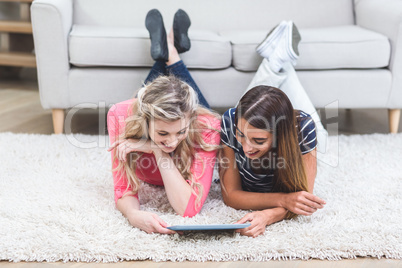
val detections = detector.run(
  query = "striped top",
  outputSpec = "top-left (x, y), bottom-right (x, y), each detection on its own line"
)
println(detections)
top-left (220, 108), bottom-right (317, 193)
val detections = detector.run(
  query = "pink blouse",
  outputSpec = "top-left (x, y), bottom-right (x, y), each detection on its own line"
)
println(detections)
top-left (107, 98), bottom-right (220, 217)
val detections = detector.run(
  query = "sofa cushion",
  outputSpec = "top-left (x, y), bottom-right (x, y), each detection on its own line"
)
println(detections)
top-left (69, 25), bottom-right (231, 69)
top-left (222, 25), bottom-right (391, 71)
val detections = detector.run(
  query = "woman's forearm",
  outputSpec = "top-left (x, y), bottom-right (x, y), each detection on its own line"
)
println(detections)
top-left (264, 207), bottom-right (288, 225)
top-left (154, 151), bottom-right (192, 216)
top-left (116, 195), bottom-right (140, 219)
top-left (223, 189), bottom-right (286, 210)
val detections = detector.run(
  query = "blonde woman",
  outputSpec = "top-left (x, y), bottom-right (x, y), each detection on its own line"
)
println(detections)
top-left (107, 9), bottom-right (220, 234)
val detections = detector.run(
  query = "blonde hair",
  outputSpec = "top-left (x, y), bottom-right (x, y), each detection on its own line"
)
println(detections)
top-left (112, 75), bottom-right (220, 209)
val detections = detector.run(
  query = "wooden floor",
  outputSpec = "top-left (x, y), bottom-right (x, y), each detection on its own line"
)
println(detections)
top-left (0, 77), bottom-right (401, 268)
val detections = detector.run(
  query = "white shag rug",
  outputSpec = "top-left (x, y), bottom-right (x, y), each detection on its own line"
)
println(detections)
top-left (0, 132), bottom-right (401, 263)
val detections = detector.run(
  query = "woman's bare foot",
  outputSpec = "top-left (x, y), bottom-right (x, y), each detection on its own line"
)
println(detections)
top-left (167, 28), bottom-right (181, 66)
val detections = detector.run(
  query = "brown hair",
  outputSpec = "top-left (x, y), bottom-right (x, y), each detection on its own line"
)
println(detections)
top-left (234, 85), bottom-right (308, 219)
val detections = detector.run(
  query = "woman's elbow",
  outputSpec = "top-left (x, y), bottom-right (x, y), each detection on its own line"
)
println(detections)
top-left (222, 192), bottom-right (241, 210)
top-left (222, 194), bottom-right (231, 206)
top-left (179, 198), bottom-right (204, 218)
top-left (181, 207), bottom-right (201, 218)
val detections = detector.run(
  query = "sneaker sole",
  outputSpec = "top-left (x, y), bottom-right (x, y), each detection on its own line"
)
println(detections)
top-left (173, 9), bottom-right (191, 53)
top-left (285, 21), bottom-right (301, 63)
top-left (291, 22), bottom-right (301, 56)
top-left (145, 9), bottom-right (168, 61)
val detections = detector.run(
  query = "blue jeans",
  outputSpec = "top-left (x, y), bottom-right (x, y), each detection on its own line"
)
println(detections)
top-left (144, 60), bottom-right (210, 109)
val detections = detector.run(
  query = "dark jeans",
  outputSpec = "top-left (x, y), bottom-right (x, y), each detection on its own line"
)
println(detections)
top-left (144, 60), bottom-right (210, 109)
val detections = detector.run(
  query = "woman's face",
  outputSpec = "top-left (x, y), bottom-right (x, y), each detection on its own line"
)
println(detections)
top-left (236, 117), bottom-right (273, 159)
top-left (148, 114), bottom-right (191, 153)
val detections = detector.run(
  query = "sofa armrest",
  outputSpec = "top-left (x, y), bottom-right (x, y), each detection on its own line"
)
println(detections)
top-left (31, 0), bottom-right (73, 109)
top-left (355, 0), bottom-right (402, 108)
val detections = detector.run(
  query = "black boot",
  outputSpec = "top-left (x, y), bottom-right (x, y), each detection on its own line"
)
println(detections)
top-left (173, 9), bottom-right (191, 53)
top-left (145, 9), bottom-right (168, 61)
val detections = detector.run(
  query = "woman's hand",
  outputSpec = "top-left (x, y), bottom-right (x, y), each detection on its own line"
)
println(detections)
top-left (126, 210), bottom-right (176, 235)
top-left (235, 210), bottom-right (271, 237)
top-left (281, 191), bottom-right (326, 216)
top-left (108, 139), bottom-right (161, 162)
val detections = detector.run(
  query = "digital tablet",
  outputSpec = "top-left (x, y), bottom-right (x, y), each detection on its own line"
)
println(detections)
top-left (167, 223), bottom-right (251, 231)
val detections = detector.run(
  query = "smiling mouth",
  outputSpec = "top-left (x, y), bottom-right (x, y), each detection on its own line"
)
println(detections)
top-left (161, 142), bottom-right (174, 149)
top-left (246, 150), bottom-right (259, 156)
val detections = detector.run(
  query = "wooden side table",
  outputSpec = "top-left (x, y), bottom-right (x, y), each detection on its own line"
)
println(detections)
top-left (0, 0), bottom-right (36, 69)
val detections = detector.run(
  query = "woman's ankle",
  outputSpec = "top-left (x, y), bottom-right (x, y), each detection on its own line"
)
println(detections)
top-left (166, 60), bottom-right (183, 68)
top-left (166, 55), bottom-right (181, 66)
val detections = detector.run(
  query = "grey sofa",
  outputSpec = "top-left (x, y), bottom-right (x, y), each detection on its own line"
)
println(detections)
top-left (31, 0), bottom-right (402, 134)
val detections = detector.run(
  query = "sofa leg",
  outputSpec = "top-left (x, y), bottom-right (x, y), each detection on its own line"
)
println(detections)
top-left (52, 109), bottom-right (65, 134)
top-left (388, 109), bottom-right (400, 134)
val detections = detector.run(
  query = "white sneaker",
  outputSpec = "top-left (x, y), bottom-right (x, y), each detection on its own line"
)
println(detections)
top-left (267, 21), bottom-right (301, 73)
top-left (256, 21), bottom-right (288, 60)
